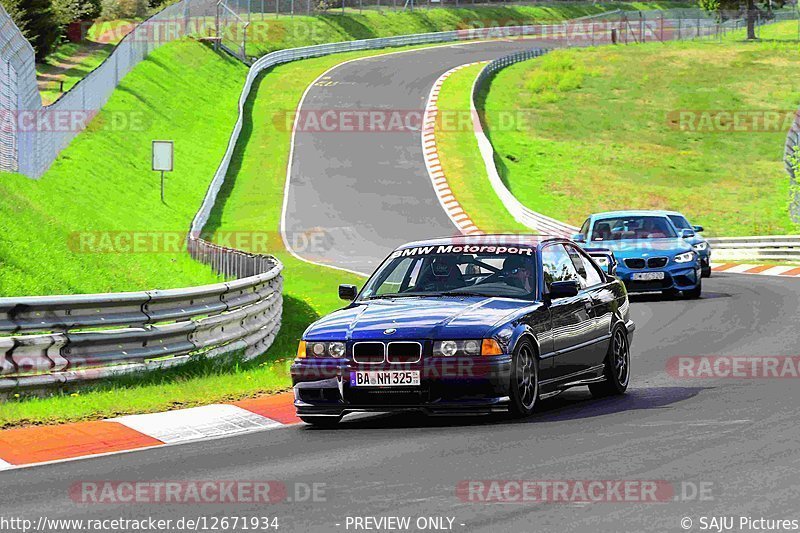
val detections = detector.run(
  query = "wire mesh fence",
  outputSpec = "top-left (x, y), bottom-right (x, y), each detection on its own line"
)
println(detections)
top-left (1, 0), bottom-right (222, 179)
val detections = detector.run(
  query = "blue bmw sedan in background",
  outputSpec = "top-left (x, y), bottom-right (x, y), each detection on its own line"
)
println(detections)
top-left (573, 210), bottom-right (703, 298)
top-left (658, 210), bottom-right (712, 278)
top-left (292, 236), bottom-right (634, 427)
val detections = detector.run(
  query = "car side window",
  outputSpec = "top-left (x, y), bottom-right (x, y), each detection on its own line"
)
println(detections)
top-left (578, 252), bottom-right (605, 287)
top-left (580, 218), bottom-right (590, 237)
top-left (566, 245), bottom-right (588, 279)
top-left (541, 244), bottom-right (580, 286)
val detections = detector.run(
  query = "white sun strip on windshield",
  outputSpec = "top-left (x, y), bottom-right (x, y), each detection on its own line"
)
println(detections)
top-left (391, 245), bottom-right (535, 259)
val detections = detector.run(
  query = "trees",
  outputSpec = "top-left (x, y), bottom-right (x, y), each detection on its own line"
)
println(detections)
top-left (699, 0), bottom-right (785, 40)
top-left (0, 0), bottom-right (61, 57)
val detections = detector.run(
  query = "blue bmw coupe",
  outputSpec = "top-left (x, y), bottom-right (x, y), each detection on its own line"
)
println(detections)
top-left (573, 210), bottom-right (703, 298)
top-left (291, 236), bottom-right (635, 427)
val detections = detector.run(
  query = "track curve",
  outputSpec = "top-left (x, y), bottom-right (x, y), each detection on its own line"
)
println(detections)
top-left (283, 40), bottom-right (552, 274)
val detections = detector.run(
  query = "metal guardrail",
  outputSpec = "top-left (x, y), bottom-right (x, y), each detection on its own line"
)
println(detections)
top-left (191, 22), bottom-right (584, 236)
top-left (470, 48), bottom-right (579, 237)
top-left (0, 248), bottom-right (283, 392)
top-left (707, 236), bottom-right (800, 262)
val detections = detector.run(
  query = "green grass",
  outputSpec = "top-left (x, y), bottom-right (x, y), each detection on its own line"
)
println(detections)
top-left (37, 42), bottom-right (114, 105)
top-left (433, 62), bottom-right (528, 233)
top-left (240, 2), bottom-right (692, 56)
top-left (36, 20), bottom-right (139, 105)
top-left (1, 40), bottom-right (245, 297)
top-left (479, 24), bottom-right (800, 237)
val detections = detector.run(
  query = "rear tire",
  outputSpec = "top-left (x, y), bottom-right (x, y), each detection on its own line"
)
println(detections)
top-left (589, 327), bottom-right (630, 398)
top-left (300, 416), bottom-right (342, 428)
top-left (508, 339), bottom-right (539, 418)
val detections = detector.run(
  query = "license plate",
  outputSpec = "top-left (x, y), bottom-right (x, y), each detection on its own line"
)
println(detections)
top-left (350, 371), bottom-right (420, 387)
top-left (632, 272), bottom-right (665, 281)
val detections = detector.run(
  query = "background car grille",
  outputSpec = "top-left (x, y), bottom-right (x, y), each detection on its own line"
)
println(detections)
top-left (387, 342), bottom-right (421, 364)
top-left (353, 342), bottom-right (385, 364)
top-left (624, 258), bottom-right (646, 269)
top-left (647, 257), bottom-right (668, 268)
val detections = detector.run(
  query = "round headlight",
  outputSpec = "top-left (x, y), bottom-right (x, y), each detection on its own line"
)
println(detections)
top-left (311, 342), bottom-right (326, 357)
top-left (440, 340), bottom-right (458, 357)
top-left (328, 342), bottom-right (346, 358)
top-left (463, 340), bottom-right (481, 355)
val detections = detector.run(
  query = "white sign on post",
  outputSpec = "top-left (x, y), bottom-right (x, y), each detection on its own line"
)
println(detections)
top-left (152, 140), bottom-right (174, 172)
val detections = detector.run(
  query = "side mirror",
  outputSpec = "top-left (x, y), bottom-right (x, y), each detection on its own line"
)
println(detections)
top-left (680, 229), bottom-right (696, 239)
top-left (339, 284), bottom-right (358, 301)
top-left (571, 234), bottom-right (586, 244)
top-left (693, 225), bottom-right (704, 233)
top-left (549, 280), bottom-right (580, 300)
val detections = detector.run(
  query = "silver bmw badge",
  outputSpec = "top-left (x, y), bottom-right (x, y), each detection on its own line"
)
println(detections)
top-left (383, 328), bottom-right (397, 335)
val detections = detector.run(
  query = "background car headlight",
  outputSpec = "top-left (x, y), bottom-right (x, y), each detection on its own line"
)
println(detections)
top-left (434, 339), bottom-right (500, 357)
top-left (674, 251), bottom-right (696, 263)
top-left (692, 242), bottom-right (709, 252)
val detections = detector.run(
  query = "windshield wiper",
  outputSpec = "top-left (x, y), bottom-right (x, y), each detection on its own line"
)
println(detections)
top-left (441, 290), bottom-right (496, 298)
top-left (363, 293), bottom-right (428, 300)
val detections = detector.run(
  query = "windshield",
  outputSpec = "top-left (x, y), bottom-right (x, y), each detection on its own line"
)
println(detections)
top-left (360, 247), bottom-right (537, 300)
top-left (667, 214), bottom-right (692, 230)
top-left (591, 216), bottom-right (678, 241)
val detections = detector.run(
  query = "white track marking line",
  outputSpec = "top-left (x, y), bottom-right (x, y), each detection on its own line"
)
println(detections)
top-left (112, 405), bottom-right (283, 444)
top-left (724, 264), bottom-right (760, 273)
top-left (0, 458), bottom-right (12, 470)
top-left (759, 265), bottom-right (797, 276)
top-left (281, 42), bottom-right (516, 276)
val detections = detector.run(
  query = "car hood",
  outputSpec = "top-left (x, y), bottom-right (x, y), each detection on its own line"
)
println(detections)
top-left (304, 297), bottom-right (536, 341)
top-left (594, 238), bottom-right (693, 258)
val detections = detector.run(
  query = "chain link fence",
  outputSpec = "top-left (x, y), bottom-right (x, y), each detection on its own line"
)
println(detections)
top-left (0, 0), bottom-right (222, 179)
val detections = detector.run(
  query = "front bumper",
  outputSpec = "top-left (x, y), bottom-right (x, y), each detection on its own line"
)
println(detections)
top-left (291, 356), bottom-right (512, 416)
top-left (617, 263), bottom-right (701, 293)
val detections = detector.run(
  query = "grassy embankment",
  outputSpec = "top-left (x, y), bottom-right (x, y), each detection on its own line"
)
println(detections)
top-left (466, 20), bottom-right (800, 236)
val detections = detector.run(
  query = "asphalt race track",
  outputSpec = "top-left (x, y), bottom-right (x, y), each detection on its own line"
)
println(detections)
top-left (4, 41), bottom-right (800, 533)
top-left (283, 39), bottom-right (552, 274)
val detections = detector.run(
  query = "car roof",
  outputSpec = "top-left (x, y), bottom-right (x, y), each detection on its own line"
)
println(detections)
top-left (395, 234), bottom-right (568, 250)
top-left (590, 210), bottom-right (673, 219)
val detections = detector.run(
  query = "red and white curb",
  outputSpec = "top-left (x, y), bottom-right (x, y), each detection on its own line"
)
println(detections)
top-left (422, 62), bottom-right (487, 236)
top-left (0, 393), bottom-right (299, 471)
top-left (711, 262), bottom-right (800, 277)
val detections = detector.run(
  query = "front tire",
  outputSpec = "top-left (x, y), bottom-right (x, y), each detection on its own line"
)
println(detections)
top-left (589, 327), bottom-right (630, 398)
top-left (508, 339), bottom-right (539, 417)
top-left (300, 416), bottom-right (342, 428)
top-left (685, 278), bottom-right (702, 299)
